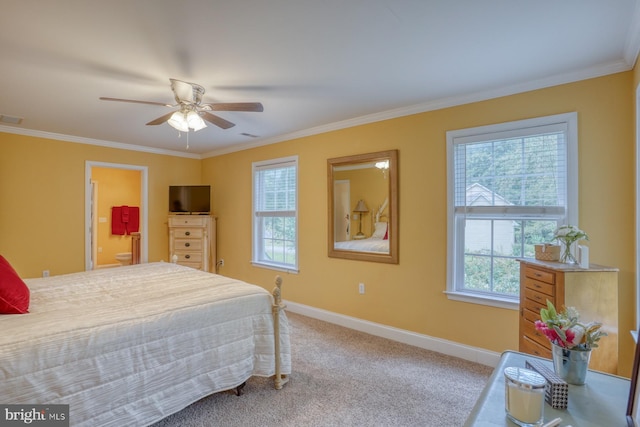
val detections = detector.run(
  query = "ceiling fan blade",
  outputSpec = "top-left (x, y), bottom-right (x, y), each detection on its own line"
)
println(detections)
top-left (100, 97), bottom-right (174, 107)
top-left (201, 102), bottom-right (264, 112)
top-left (202, 112), bottom-right (235, 129)
top-left (146, 111), bottom-right (175, 126)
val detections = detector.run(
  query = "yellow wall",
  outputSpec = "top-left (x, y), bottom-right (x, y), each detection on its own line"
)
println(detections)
top-left (91, 167), bottom-right (141, 266)
top-left (0, 133), bottom-right (201, 277)
top-left (203, 72), bottom-right (636, 376)
top-left (0, 71), bottom-right (635, 377)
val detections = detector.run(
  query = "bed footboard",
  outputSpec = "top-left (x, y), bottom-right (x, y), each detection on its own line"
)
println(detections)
top-left (272, 275), bottom-right (289, 390)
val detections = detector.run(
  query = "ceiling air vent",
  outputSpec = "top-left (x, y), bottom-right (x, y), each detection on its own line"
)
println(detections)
top-left (0, 114), bottom-right (23, 124)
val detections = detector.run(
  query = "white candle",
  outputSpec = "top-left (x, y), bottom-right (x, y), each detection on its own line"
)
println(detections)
top-left (504, 367), bottom-right (546, 426)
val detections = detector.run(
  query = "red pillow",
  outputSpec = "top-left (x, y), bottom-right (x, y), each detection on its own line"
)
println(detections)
top-left (0, 255), bottom-right (30, 314)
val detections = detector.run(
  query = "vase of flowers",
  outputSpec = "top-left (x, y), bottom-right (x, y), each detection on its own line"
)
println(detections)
top-left (553, 225), bottom-right (588, 264)
top-left (534, 300), bottom-right (606, 385)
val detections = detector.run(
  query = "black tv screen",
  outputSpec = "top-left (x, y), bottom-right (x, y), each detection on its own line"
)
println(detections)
top-left (169, 185), bottom-right (211, 213)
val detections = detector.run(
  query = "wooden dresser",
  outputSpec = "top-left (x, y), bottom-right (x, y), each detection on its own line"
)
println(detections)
top-left (518, 259), bottom-right (619, 374)
top-left (168, 215), bottom-right (216, 272)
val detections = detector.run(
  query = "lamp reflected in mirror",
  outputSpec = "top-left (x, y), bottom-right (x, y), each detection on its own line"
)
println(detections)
top-left (353, 199), bottom-right (369, 238)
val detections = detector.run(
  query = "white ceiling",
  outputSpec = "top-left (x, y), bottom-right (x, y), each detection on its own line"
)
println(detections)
top-left (1, 0), bottom-right (639, 157)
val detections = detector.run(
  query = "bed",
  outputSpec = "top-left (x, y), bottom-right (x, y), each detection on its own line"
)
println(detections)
top-left (333, 221), bottom-right (389, 253)
top-left (0, 261), bottom-right (290, 426)
top-left (333, 236), bottom-right (389, 253)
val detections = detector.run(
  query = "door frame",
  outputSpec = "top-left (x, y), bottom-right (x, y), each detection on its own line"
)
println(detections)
top-left (85, 161), bottom-right (148, 270)
top-left (636, 84), bottom-right (640, 326)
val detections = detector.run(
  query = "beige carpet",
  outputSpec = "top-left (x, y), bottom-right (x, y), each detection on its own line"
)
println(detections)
top-left (152, 312), bottom-right (493, 427)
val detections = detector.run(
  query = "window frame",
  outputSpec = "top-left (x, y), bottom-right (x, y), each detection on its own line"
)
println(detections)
top-left (251, 155), bottom-right (299, 273)
top-left (445, 112), bottom-right (578, 309)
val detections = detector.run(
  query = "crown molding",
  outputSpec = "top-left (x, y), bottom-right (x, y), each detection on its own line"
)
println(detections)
top-left (1, 57), bottom-right (633, 161)
top-left (0, 125), bottom-right (201, 159)
top-left (202, 59), bottom-right (631, 158)
top-left (625, 0), bottom-right (640, 67)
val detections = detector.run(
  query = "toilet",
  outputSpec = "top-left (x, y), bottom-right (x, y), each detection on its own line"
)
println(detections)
top-left (115, 252), bottom-right (132, 266)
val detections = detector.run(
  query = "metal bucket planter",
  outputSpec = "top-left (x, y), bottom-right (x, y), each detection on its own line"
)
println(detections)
top-left (551, 343), bottom-right (592, 385)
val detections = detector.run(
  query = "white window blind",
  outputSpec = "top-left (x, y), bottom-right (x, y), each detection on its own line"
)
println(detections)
top-left (446, 113), bottom-right (577, 307)
top-left (252, 156), bottom-right (298, 272)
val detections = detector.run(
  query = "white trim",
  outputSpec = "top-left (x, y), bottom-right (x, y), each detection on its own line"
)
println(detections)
top-left (201, 61), bottom-right (629, 158)
top-left (0, 57), bottom-right (630, 160)
top-left (251, 155), bottom-right (299, 272)
top-left (636, 84), bottom-right (640, 327)
top-left (445, 112), bottom-right (578, 305)
top-left (443, 291), bottom-right (519, 311)
top-left (0, 125), bottom-right (200, 159)
top-left (285, 301), bottom-right (501, 368)
top-left (85, 161), bottom-right (149, 271)
top-left (625, 0), bottom-right (640, 67)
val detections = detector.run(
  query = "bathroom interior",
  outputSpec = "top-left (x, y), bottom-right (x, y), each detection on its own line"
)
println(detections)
top-left (91, 167), bottom-right (142, 268)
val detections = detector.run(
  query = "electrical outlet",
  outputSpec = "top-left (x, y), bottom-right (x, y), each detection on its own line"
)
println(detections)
top-left (42, 270), bottom-right (50, 278)
top-left (219, 259), bottom-right (224, 267)
top-left (359, 283), bottom-right (365, 294)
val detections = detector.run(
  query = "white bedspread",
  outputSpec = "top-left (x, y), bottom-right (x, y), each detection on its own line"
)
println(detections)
top-left (0, 262), bottom-right (291, 426)
top-left (334, 237), bottom-right (389, 253)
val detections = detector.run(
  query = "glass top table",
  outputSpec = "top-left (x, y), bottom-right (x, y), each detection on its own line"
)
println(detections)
top-left (464, 351), bottom-right (630, 426)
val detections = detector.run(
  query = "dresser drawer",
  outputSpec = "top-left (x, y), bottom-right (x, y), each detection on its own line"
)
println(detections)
top-left (173, 227), bottom-right (204, 238)
top-left (522, 319), bottom-right (551, 349)
top-left (524, 287), bottom-right (554, 307)
top-left (522, 306), bottom-right (543, 324)
top-left (174, 238), bottom-right (203, 251)
top-left (169, 216), bottom-right (208, 227)
top-left (177, 261), bottom-right (203, 270)
top-left (524, 266), bottom-right (555, 284)
top-left (524, 277), bottom-right (554, 297)
top-left (174, 252), bottom-right (203, 263)
top-left (521, 335), bottom-right (551, 358)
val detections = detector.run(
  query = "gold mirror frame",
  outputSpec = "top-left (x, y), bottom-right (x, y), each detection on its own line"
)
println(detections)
top-left (327, 150), bottom-right (398, 264)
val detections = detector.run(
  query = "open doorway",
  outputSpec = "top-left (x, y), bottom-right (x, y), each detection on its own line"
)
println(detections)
top-left (85, 161), bottom-right (148, 271)
top-left (334, 179), bottom-right (351, 242)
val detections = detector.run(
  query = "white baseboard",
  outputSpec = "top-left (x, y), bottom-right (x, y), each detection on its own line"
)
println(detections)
top-left (285, 300), bottom-right (501, 368)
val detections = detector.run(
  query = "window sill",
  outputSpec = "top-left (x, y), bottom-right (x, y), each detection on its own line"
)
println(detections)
top-left (444, 291), bottom-right (519, 310)
top-left (251, 261), bottom-right (299, 274)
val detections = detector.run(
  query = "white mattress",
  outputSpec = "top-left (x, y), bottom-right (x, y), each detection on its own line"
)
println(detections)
top-left (0, 262), bottom-right (291, 426)
top-left (334, 237), bottom-right (389, 253)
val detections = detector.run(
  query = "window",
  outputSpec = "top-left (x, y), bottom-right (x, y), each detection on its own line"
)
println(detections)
top-left (252, 156), bottom-right (298, 272)
top-left (446, 113), bottom-right (578, 308)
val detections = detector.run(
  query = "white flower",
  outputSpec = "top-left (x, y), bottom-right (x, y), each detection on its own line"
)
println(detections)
top-left (553, 225), bottom-right (588, 242)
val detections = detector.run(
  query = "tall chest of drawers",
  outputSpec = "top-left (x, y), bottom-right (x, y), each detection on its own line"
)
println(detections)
top-left (168, 215), bottom-right (216, 272)
top-left (518, 259), bottom-right (619, 374)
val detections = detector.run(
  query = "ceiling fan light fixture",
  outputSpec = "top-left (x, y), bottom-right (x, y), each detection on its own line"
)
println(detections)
top-left (168, 111), bottom-right (189, 132)
top-left (186, 111), bottom-right (207, 131)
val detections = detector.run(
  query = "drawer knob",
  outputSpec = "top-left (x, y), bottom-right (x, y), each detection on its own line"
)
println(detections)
top-left (185, 254), bottom-right (191, 259)
top-left (185, 242), bottom-right (190, 247)
top-left (185, 231), bottom-right (191, 236)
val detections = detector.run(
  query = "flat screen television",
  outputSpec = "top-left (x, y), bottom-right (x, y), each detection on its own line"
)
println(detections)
top-left (169, 185), bottom-right (211, 213)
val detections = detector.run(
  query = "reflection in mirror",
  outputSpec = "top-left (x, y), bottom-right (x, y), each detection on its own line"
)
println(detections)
top-left (327, 150), bottom-right (398, 264)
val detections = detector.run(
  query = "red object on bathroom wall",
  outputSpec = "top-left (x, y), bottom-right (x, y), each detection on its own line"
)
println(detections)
top-left (111, 206), bottom-right (140, 235)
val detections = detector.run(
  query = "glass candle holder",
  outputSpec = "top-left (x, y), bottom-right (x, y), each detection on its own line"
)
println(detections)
top-left (504, 367), bottom-right (546, 427)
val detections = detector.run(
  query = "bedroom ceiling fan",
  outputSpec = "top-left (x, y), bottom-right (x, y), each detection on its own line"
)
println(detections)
top-left (100, 78), bottom-right (264, 132)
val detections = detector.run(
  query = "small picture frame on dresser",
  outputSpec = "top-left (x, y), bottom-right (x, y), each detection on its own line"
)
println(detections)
top-left (626, 329), bottom-right (640, 426)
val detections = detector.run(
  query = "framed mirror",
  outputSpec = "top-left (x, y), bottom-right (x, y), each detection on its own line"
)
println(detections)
top-left (327, 150), bottom-right (398, 264)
